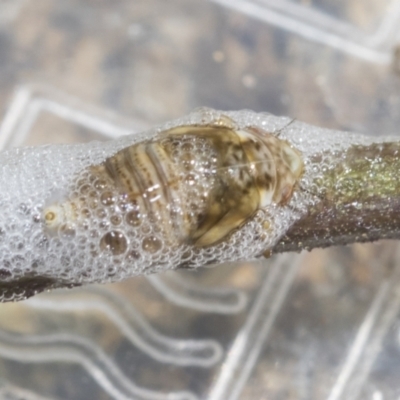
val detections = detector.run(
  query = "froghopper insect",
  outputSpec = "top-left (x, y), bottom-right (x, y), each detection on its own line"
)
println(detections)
top-left (43, 115), bottom-right (304, 254)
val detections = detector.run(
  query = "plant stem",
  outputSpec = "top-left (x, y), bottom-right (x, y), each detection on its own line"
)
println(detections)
top-left (274, 142), bottom-right (400, 253)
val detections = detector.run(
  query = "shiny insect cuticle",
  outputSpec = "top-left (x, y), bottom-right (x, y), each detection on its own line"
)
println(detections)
top-left (43, 116), bottom-right (304, 255)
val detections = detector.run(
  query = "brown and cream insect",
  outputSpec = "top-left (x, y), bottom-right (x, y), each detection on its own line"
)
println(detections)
top-left (43, 116), bottom-right (304, 251)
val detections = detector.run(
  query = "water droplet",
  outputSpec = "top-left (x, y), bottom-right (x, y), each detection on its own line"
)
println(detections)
top-left (126, 210), bottom-right (142, 227)
top-left (100, 231), bottom-right (128, 255)
top-left (142, 236), bottom-right (162, 253)
top-left (100, 191), bottom-right (116, 206)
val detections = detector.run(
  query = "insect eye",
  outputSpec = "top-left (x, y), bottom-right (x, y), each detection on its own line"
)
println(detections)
top-left (45, 211), bottom-right (56, 222)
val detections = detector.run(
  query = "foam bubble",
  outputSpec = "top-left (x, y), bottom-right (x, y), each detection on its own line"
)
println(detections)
top-left (0, 108), bottom-right (387, 301)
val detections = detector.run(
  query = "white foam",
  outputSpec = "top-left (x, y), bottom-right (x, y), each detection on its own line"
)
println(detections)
top-left (0, 108), bottom-right (386, 300)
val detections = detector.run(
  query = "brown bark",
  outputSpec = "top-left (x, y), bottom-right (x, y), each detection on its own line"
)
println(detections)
top-left (274, 142), bottom-right (400, 253)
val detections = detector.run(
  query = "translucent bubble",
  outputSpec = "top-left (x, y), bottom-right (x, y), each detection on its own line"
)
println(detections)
top-left (182, 142), bottom-right (194, 152)
top-left (118, 197), bottom-right (130, 212)
top-left (88, 197), bottom-right (99, 208)
top-left (89, 229), bottom-right (99, 238)
top-left (126, 210), bottom-right (142, 227)
top-left (126, 250), bottom-right (141, 260)
top-left (94, 179), bottom-right (107, 190)
top-left (59, 224), bottom-right (76, 239)
top-left (142, 236), bottom-right (162, 253)
top-left (262, 220), bottom-right (271, 230)
top-left (18, 203), bottom-right (30, 215)
top-left (100, 191), bottom-right (116, 206)
top-left (107, 266), bottom-right (117, 277)
top-left (110, 215), bottom-right (122, 225)
top-left (79, 184), bottom-right (91, 195)
top-left (100, 231), bottom-right (128, 255)
top-left (99, 221), bottom-right (110, 230)
top-left (81, 208), bottom-right (91, 218)
top-left (32, 213), bottom-right (41, 223)
top-left (96, 209), bottom-right (107, 219)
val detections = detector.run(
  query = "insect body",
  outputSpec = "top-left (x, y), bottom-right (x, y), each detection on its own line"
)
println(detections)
top-left (43, 117), bottom-right (304, 252)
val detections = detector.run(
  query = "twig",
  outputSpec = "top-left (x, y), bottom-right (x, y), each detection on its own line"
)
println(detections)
top-left (274, 142), bottom-right (400, 253)
top-left (0, 108), bottom-right (397, 301)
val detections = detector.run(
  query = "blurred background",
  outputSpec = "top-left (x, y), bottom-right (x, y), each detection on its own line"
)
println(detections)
top-left (0, 0), bottom-right (399, 399)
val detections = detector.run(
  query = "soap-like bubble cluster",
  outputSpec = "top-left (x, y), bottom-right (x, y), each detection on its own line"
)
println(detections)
top-left (160, 135), bottom-right (218, 229)
top-left (0, 108), bottom-right (387, 301)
